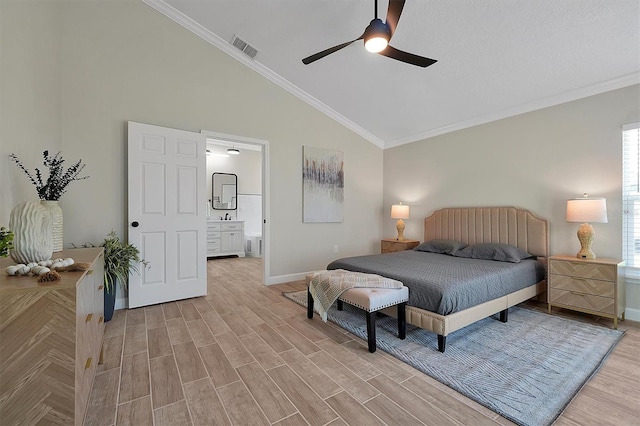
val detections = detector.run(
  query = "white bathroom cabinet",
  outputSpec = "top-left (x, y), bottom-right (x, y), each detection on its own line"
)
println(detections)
top-left (207, 220), bottom-right (245, 258)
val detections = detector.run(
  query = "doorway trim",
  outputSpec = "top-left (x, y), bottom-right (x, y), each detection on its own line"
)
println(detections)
top-left (201, 130), bottom-right (270, 284)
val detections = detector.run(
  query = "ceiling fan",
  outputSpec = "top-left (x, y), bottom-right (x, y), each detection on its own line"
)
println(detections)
top-left (302, 0), bottom-right (437, 68)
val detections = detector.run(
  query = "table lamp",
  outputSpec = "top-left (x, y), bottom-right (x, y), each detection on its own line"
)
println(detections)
top-left (391, 202), bottom-right (410, 241)
top-left (566, 193), bottom-right (608, 259)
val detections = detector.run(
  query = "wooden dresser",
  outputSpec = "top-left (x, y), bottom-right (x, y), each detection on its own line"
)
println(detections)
top-left (548, 255), bottom-right (625, 328)
top-left (0, 247), bottom-right (105, 425)
top-left (381, 238), bottom-right (420, 253)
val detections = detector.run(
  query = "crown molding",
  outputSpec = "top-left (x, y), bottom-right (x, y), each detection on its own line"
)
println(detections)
top-left (385, 72), bottom-right (640, 149)
top-left (142, 0), bottom-right (385, 149)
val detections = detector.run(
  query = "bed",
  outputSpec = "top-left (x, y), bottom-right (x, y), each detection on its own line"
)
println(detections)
top-left (327, 207), bottom-right (549, 352)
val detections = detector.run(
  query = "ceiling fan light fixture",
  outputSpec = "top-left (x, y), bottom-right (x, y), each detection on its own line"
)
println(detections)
top-left (301, 0), bottom-right (437, 67)
top-left (363, 18), bottom-right (390, 53)
top-left (227, 147), bottom-right (240, 155)
top-left (365, 36), bottom-right (388, 53)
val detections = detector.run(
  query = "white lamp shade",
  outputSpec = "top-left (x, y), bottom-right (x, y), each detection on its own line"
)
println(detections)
top-left (566, 197), bottom-right (608, 223)
top-left (391, 203), bottom-right (410, 219)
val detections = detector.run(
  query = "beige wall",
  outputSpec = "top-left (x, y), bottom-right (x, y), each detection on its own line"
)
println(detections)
top-left (0, 0), bottom-right (383, 288)
top-left (383, 85), bottom-right (640, 316)
top-left (0, 0), bottom-right (63, 219)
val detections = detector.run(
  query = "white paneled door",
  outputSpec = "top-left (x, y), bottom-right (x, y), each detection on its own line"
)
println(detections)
top-left (127, 121), bottom-right (207, 308)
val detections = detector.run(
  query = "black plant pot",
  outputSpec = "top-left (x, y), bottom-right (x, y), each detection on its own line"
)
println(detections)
top-left (104, 284), bottom-right (116, 322)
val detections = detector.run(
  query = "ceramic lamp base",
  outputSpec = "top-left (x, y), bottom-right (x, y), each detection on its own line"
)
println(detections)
top-left (395, 219), bottom-right (406, 242)
top-left (576, 222), bottom-right (596, 259)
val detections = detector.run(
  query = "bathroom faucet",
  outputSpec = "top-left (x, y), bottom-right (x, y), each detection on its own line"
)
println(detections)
top-left (224, 213), bottom-right (229, 220)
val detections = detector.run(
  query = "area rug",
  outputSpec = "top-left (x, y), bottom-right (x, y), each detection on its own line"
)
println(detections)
top-left (283, 290), bottom-right (624, 426)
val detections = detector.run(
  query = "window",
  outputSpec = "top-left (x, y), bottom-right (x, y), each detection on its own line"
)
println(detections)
top-left (622, 122), bottom-right (640, 279)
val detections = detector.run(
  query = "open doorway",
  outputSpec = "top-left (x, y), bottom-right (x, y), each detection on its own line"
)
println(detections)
top-left (203, 130), bottom-right (269, 283)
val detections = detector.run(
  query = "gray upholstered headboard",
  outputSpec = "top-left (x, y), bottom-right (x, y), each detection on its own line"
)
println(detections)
top-left (424, 207), bottom-right (549, 258)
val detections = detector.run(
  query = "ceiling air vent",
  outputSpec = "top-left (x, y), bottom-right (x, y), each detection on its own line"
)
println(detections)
top-left (231, 34), bottom-right (258, 59)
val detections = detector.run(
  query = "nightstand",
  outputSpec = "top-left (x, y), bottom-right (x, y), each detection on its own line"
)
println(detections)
top-left (381, 238), bottom-right (419, 254)
top-left (548, 255), bottom-right (625, 328)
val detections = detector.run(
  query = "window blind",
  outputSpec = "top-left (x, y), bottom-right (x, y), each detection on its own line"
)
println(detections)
top-left (622, 122), bottom-right (640, 278)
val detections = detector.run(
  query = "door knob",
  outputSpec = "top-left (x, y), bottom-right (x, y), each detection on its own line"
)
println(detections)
top-left (131, 221), bottom-right (139, 227)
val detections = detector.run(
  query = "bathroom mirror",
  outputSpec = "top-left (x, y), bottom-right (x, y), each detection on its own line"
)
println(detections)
top-left (212, 172), bottom-right (237, 210)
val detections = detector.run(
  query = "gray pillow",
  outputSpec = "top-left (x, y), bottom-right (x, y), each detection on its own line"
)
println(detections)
top-left (414, 239), bottom-right (467, 255)
top-left (454, 243), bottom-right (532, 263)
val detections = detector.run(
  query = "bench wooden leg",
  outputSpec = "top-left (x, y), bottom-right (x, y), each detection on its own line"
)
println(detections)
top-left (366, 311), bottom-right (377, 353)
top-left (438, 335), bottom-right (446, 353)
top-left (397, 302), bottom-right (406, 339)
top-left (307, 289), bottom-right (314, 319)
top-left (499, 308), bottom-right (508, 323)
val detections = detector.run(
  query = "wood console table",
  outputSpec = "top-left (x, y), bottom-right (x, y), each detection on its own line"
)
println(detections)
top-left (0, 247), bottom-right (105, 425)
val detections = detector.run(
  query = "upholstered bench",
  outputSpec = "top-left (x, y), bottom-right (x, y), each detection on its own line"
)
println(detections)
top-left (306, 275), bottom-right (409, 353)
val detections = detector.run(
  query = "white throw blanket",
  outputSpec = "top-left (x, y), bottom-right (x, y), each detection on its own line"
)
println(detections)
top-left (308, 269), bottom-right (403, 321)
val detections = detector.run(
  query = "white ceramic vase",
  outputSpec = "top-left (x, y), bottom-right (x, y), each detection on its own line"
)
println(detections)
top-left (9, 201), bottom-right (54, 263)
top-left (40, 200), bottom-right (63, 252)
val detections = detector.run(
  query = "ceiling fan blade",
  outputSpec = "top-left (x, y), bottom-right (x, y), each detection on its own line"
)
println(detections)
top-left (378, 45), bottom-right (437, 68)
top-left (302, 37), bottom-right (361, 65)
top-left (385, 0), bottom-right (406, 38)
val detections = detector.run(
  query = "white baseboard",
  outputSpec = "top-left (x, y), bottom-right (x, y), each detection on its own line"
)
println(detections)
top-left (625, 307), bottom-right (640, 323)
top-left (115, 298), bottom-right (127, 311)
top-left (264, 271), bottom-right (314, 286)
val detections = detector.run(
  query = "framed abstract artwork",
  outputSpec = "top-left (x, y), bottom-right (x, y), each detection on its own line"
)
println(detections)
top-left (303, 146), bottom-right (344, 223)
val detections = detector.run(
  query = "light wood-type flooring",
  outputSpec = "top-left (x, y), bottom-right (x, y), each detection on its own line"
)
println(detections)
top-left (86, 256), bottom-right (640, 425)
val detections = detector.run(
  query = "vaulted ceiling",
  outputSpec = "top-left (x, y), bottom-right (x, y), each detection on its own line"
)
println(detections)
top-left (146, 0), bottom-right (640, 148)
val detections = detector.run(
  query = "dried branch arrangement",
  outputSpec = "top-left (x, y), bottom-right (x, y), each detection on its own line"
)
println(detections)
top-left (9, 150), bottom-right (89, 200)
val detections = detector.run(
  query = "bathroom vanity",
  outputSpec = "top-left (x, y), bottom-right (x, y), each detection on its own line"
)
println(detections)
top-left (208, 172), bottom-right (244, 257)
top-left (207, 220), bottom-right (245, 258)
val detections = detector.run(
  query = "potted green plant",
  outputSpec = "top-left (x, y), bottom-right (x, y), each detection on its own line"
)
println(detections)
top-left (101, 231), bottom-right (147, 321)
top-left (0, 227), bottom-right (14, 258)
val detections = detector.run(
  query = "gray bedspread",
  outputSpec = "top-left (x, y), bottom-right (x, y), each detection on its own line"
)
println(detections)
top-left (327, 251), bottom-right (545, 315)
